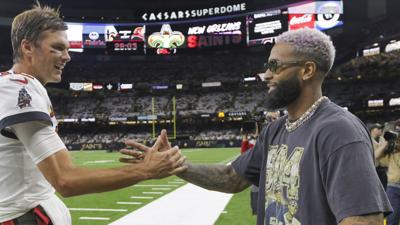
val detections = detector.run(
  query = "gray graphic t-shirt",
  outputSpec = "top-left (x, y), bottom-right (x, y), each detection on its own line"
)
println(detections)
top-left (232, 99), bottom-right (392, 225)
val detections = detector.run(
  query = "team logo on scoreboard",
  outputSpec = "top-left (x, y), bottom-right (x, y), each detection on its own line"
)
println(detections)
top-left (147, 24), bottom-right (185, 54)
top-left (106, 26), bottom-right (145, 42)
top-left (316, 14), bottom-right (343, 30)
top-left (89, 32), bottom-right (100, 40)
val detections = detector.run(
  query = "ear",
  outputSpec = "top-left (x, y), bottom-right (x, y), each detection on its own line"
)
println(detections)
top-left (301, 61), bottom-right (317, 81)
top-left (20, 39), bottom-right (34, 58)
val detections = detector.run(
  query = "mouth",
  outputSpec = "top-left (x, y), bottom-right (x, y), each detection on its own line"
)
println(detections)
top-left (54, 65), bottom-right (64, 73)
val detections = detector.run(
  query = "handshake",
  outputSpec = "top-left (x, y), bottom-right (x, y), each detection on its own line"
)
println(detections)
top-left (119, 130), bottom-right (187, 179)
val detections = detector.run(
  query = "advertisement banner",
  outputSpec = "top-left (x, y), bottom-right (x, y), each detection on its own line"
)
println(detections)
top-left (141, 3), bottom-right (247, 21)
top-left (288, 14), bottom-right (315, 30)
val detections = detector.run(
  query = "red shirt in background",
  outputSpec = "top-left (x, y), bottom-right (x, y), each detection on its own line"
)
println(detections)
top-left (241, 139), bottom-right (255, 154)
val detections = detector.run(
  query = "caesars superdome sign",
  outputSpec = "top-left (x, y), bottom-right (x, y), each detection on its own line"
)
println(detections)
top-left (141, 3), bottom-right (247, 21)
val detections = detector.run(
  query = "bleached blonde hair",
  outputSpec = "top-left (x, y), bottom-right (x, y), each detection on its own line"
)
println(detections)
top-left (275, 28), bottom-right (336, 74)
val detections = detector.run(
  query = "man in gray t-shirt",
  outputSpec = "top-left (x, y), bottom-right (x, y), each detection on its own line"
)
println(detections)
top-left (122, 28), bottom-right (392, 225)
top-left (232, 98), bottom-right (391, 224)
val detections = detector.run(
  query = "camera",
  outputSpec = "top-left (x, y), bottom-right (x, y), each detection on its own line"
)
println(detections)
top-left (384, 130), bottom-right (400, 154)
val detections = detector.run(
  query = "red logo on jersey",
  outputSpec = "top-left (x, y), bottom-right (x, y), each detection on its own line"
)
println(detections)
top-left (10, 77), bottom-right (29, 85)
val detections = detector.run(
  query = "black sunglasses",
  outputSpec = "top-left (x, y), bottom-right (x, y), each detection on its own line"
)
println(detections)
top-left (263, 59), bottom-right (306, 73)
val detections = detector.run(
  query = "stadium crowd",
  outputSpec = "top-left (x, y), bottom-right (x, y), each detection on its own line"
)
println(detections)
top-left (42, 49), bottom-right (400, 145)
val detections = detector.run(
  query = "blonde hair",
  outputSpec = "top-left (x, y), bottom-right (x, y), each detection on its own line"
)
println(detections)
top-left (275, 28), bottom-right (336, 74)
top-left (11, 1), bottom-right (67, 63)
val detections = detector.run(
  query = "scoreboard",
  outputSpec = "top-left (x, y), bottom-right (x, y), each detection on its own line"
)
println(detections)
top-left (145, 17), bottom-right (246, 54)
top-left (105, 25), bottom-right (145, 54)
top-left (66, 1), bottom-right (343, 55)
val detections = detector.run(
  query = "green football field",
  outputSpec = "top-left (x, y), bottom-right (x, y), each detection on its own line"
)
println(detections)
top-left (61, 148), bottom-right (257, 225)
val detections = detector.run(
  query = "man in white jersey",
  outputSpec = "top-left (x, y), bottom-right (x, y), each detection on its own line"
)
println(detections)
top-left (0, 3), bottom-right (186, 225)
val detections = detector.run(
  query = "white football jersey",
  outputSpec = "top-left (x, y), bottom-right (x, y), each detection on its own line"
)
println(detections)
top-left (0, 71), bottom-right (67, 222)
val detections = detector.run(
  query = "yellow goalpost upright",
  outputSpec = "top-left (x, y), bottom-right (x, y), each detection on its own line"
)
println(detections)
top-left (151, 96), bottom-right (177, 140)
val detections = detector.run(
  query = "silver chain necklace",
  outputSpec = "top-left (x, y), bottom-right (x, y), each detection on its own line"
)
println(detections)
top-left (285, 96), bottom-right (328, 132)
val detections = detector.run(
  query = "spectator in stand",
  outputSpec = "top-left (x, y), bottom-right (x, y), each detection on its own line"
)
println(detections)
top-left (265, 110), bottom-right (280, 123)
top-left (378, 121), bottom-right (400, 225)
top-left (369, 123), bottom-right (389, 189)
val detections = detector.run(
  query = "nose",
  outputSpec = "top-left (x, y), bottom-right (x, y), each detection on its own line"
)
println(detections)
top-left (262, 70), bottom-right (274, 82)
top-left (62, 50), bottom-right (71, 63)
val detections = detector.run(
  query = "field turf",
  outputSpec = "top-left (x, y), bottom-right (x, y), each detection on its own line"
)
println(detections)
top-left (61, 148), bottom-right (256, 225)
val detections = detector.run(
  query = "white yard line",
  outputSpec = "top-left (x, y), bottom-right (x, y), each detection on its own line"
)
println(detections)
top-left (142, 192), bottom-right (164, 195)
top-left (151, 188), bottom-right (171, 191)
top-left (69, 208), bottom-right (127, 212)
top-left (133, 184), bottom-right (178, 187)
top-left (79, 217), bottom-right (110, 220)
top-left (109, 183), bottom-right (233, 225)
top-left (182, 149), bottom-right (204, 153)
top-left (116, 202), bottom-right (143, 205)
top-left (167, 181), bottom-right (184, 184)
top-left (130, 196), bottom-right (154, 199)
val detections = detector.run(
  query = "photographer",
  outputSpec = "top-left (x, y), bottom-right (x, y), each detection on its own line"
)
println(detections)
top-left (370, 123), bottom-right (389, 189)
top-left (377, 121), bottom-right (400, 225)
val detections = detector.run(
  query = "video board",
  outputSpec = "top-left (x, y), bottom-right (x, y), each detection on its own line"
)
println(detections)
top-left (287, 1), bottom-right (344, 31)
top-left (105, 25), bottom-right (145, 54)
top-left (66, 23), bottom-right (83, 52)
top-left (82, 24), bottom-right (106, 49)
top-left (64, 1), bottom-right (343, 54)
top-left (145, 17), bottom-right (246, 54)
top-left (246, 10), bottom-right (288, 46)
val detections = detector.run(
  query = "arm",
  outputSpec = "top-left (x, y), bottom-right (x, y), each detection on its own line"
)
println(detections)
top-left (374, 140), bottom-right (388, 160)
top-left (12, 122), bottom-right (186, 197)
top-left (38, 150), bottom-right (149, 197)
top-left (121, 134), bottom-right (251, 193)
top-left (338, 213), bottom-right (383, 225)
top-left (177, 163), bottom-right (251, 193)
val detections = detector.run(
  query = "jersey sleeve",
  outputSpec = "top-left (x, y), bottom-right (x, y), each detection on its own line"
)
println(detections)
top-left (0, 75), bottom-right (52, 132)
top-left (11, 121), bottom-right (66, 164)
top-left (321, 141), bottom-right (393, 222)
top-left (232, 128), bottom-right (267, 186)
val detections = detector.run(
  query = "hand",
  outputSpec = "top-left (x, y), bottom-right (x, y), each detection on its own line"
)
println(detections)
top-left (120, 133), bottom-right (187, 178)
top-left (156, 129), bottom-right (172, 152)
top-left (119, 148), bottom-right (144, 163)
top-left (142, 145), bottom-right (187, 179)
top-left (119, 129), bottom-right (172, 163)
